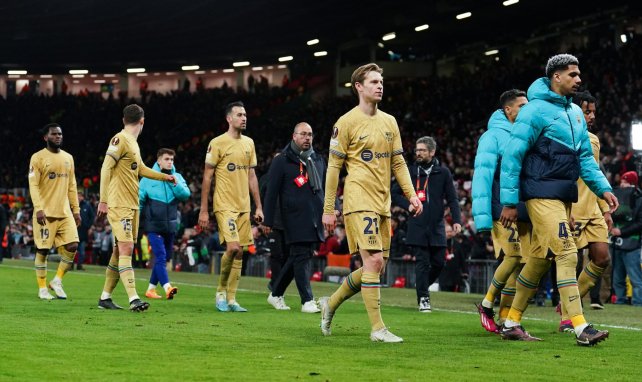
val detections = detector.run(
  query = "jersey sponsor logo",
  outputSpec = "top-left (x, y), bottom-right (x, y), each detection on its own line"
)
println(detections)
top-left (331, 126), bottom-right (339, 139)
top-left (227, 163), bottom-right (251, 171)
top-left (361, 150), bottom-right (391, 162)
top-left (48, 172), bottom-right (68, 179)
top-left (227, 163), bottom-right (236, 171)
top-left (131, 162), bottom-right (138, 170)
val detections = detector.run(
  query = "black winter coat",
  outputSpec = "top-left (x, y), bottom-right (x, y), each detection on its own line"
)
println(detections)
top-left (263, 145), bottom-right (326, 245)
top-left (392, 159), bottom-right (462, 247)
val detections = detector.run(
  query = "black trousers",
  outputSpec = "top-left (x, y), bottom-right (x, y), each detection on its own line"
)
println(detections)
top-left (413, 245), bottom-right (446, 302)
top-left (267, 229), bottom-right (287, 291)
top-left (272, 242), bottom-right (315, 304)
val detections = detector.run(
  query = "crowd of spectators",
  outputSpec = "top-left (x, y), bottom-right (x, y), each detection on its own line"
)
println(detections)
top-left (1, 31), bottom-right (640, 291)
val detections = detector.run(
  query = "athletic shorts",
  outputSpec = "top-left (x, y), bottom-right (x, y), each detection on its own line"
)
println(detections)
top-left (108, 207), bottom-right (139, 243)
top-left (33, 215), bottom-right (78, 249)
top-left (526, 199), bottom-right (576, 259)
top-left (491, 221), bottom-right (532, 263)
top-left (572, 216), bottom-right (609, 249)
top-left (344, 211), bottom-right (391, 258)
top-left (215, 211), bottom-right (253, 246)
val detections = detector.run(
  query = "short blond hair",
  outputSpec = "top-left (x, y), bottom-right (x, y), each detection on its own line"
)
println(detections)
top-left (351, 63), bottom-right (383, 95)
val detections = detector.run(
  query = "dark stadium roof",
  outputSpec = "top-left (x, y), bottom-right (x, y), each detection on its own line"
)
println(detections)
top-left (2, 0), bottom-right (638, 73)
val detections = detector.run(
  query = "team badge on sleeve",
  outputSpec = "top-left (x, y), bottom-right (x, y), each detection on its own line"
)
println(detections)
top-left (28, 165), bottom-right (34, 177)
top-left (331, 126), bottom-right (339, 138)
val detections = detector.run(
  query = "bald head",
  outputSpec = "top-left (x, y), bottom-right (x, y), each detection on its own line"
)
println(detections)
top-left (292, 122), bottom-right (313, 151)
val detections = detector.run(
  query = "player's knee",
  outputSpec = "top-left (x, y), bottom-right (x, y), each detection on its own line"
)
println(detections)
top-left (65, 243), bottom-right (78, 253)
top-left (590, 245), bottom-right (610, 268)
top-left (36, 249), bottom-right (49, 257)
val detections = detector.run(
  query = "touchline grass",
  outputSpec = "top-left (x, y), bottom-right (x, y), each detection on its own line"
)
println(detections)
top-left (1, 259), bottom-right (640, 382)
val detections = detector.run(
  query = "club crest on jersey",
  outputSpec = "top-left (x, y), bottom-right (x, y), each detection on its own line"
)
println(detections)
top-left (331, 126), bottom-right (339, 139)
top-left (207, 145), bottom-right (212, 153)
top-left (361, 149), bottom-right (374, 162)
top-left (227, 163), bottom-right (236, 171)
top-left (384, 132), bottom-right (393, 142)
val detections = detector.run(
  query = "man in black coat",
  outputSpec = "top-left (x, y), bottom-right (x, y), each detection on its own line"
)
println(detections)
top-left (262, 122), bottom-right (327, 313)
top-left (392, 136), bottom-right (462, 312)
top-left (75, 193), bottom-right (95, 270)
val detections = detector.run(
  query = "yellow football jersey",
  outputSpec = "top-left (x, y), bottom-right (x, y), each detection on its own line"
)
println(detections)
top-left (324, 106), bottom-right (407, 216)
top-left (28, 148), bottom-right (79, 218)
top-left (205, 133), bottom-right (257, 213)
top-left (100, 130), bottom-right (164, 209)
top-left (573, 132), bottom-right (609, 219)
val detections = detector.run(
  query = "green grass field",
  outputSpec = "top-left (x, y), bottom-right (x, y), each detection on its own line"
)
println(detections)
top-left (1, 258), bottom-right (641, 381)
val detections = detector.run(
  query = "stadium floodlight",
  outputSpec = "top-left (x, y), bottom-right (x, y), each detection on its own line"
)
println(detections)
top-left (415, 24), bottom-right (429, 32)
top-left (233, 61), bottom-right (250, 67)
top-left (127, 68), bottom-right (145, 73)
top-left (210, 70), bottom-right (218, 73)
top-left (252, 66), bottom-right (263, 71)
top-left (7, 70), bottom-right (27, 75)
top-left (69, 69), bottom-right (88, 74)
top-left (104, 74), bottom-right (116, 77)
top-left (90, 74), bottom-right (97, 78)
top-left (195, 70), bottom-right (205, 74)
top-left (277, 64), bottom-right (287, 69)
top-left (267, 65), bottom-right (274, 69)
top-left (631, 121), bottom-right (642, 151)
top-left (72, 74), bottom-right (85, 78)
top-left (73, 80), bottom-right (80, 84)
top-left (314, 51), bottom-right (328, 57)
top-left (40, 74), bottom-right (52, 78)
top-left (377, 42), bottom-right (385, 48)
top-left (485, 49), bottom-right (499, 56)
top-left (307, 39), bottom-right (319, 46)
top-left (503, 0), bottom-right (519, 6)
top-left (181, 65), bottom-right (200, 71)
top-left (621, 34), bottom-right (628, 43)
top-left (278, 56), bottom-right (293, 62)
top-left (94, 79), bottom-right (106, 84)
top-left (136, 73), bottom-right (147, 77)
top-left (223, 68), bottom-right (235, 73)
top-left (382, 32), bottom-right (396, 41)
top-left (344, 82), bottom-right (351, 88)
top-left (8, 74), bottom-right (21, 79)
top-left (456, 12), bottom-right (472, 20)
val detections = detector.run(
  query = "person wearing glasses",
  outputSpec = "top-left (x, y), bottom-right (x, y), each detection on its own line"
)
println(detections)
top-left (392, 136), bottom-right (462, 312)
top-left (262, 122), bottom-right (329, 313)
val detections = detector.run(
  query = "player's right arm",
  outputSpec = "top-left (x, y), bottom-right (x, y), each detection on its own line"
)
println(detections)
top-left (199, 140), bottom-right (220, 230)
top-left (471, 132), bottom-right (498, 232)
top-left (323, 124), bottom-right (347, 232)
top-left (97, 155), bottom-right (117, 219)
top-left (390, 120), bottom-right (420, 216)
top-left (28, 155), bottom-right (46, 225)
top-left (198, 164), bottom-right (215, 230)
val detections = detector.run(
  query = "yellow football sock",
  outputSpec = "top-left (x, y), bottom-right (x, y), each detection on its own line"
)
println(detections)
top-left (102, 252), bottom-right (120, 295)
top-left (217, 253), bottom-right (233, 293)
top-left (55, 246), bottom-right (76, 279)
top-left (577, 261), bottom-right (606, 297)
top-left (506, 257), bottom-right (550, 323)
top-left (499, 268), bottom-right (519, 321)
top-left (484, 255), bottom-right (520, 305)
top-left (556, 252), bottom-right (584, 321)
top-left (227, 259), bottom-right (243, 303)
top-left (329, 268), bottom-right (363, 312)
top-left (35, 252), bottom-right (47, 289)
top-left (118, 255), bottom-right (138, 300)
top-left (361, 271), bottom-right (385, 332)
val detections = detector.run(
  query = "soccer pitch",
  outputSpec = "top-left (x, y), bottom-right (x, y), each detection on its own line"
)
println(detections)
top-left (1, 259), bottom-right (640, 382)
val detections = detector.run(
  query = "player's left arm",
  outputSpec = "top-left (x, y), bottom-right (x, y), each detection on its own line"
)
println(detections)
top-left (67, 156), bottom-right (81, 226)
top-left (248, 144), bottom-right (263, 222)
top-left (444, 167), bottom-right (462, 229)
